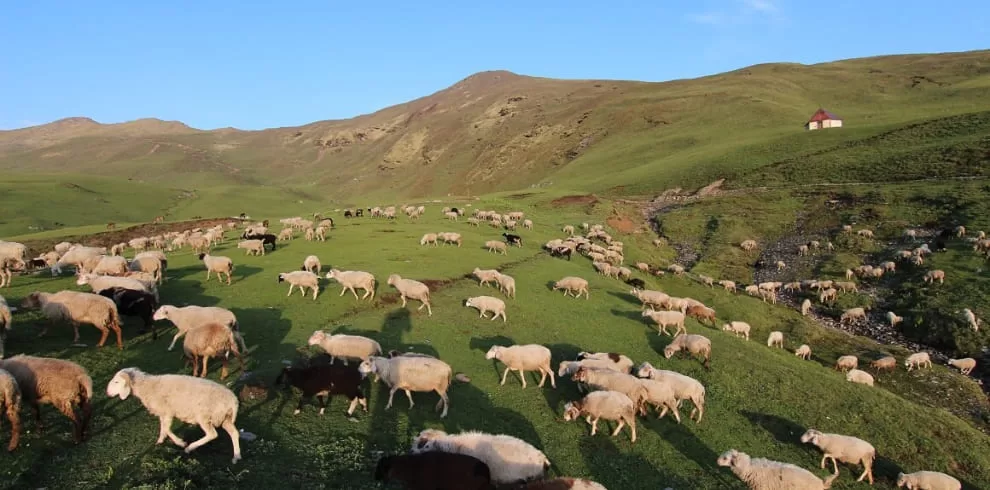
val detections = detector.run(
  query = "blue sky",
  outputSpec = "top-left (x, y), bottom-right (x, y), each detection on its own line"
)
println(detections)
top-left (1, 1), bottom-right (987, 130)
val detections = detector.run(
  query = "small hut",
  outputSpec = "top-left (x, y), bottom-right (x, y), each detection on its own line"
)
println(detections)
top-left (805, 108), bottom-right (842, 130)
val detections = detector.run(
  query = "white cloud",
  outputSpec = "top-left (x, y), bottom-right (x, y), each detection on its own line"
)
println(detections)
top-left (743, 0), bottom-right (777, 13)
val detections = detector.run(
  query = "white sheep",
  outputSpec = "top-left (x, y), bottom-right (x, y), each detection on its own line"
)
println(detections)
top-left (302, 255), bottom-right (322, 274)
top-left (795, 344), bottom-right (812, 360)
top-left (834, 355), bottom-right (858, 371)
top-left (717, 449), bottom-right (838, 490)
top-left (420, 233), bottom-right (439, 246)
top-left (76, 272), bottom-right (157, 301)
top-left (846, 369), bottom-right (875, 387)
top-left (386, 274), bottom-right (432, 315)
top-left (198, 253), bottom-right (233, 285)
top-left (719, 280), bottom-right (737, 292)
top-left (411, 429), bottom-right (549, 484)
top-left (359, 356), bottom-right (451, 417)
top-left (722, 321), bottom-right (751, 340)
top-left (947, 358), bottom-right (976, 375)
top-left (558, 359), bottom-right (629, 380)
top-left (485, 345), bottom-right (554, 388)
top-left (905, 352), bottom-right (932, 371)
top-left (277, 271), bottom-right (320, 300)
top-left (153, 305), bottom-right (239, 351)
top-left (636, 362), bottom-right (706, 423)
top-left (840, 307), bottom-right (866, 324)
top-left (896, 471), bottom-right (961, 490)
top-left (767, 331), bottom-right (784, 348)
top-left (485, 240), bottom-right (508, 255)
top-left (237, 239), bottom-right (265, 256)
top-left (961, 308), bottom-right (980, 331)
top-left (308, 331), bottom-right (382, 365)
top-left (739, 239), bottom-right (757, 251)
top-left (663, 334), bottom-right (712, 368)
top-left (630, 289), bottom-right (669, 310)
top-left (325, 269), bottom-right (376, 300)
top-left (577, 352), bottom-right (634, 374)
top-left (465, 296), bottom-right (507, 322)
top-left (106, 368), bottom-right (241, 464)
top-left (923, 270), bottom-right (945, 284)
top-left (472, 268), bottom-right (500, 287)
top-left (563, 390), bottom-right (637, 442)
top-left (571, 367), bottom-right (647, 412)
top-left (801, 299), bottom-right (812, 316)
top-left (643, 309), bottom-right (686, 336)
top-left (20, 291), bottom-right (122, 349)
top-left (563, 225), bottom-right (575, 235)
top-left (495, 272), bottom-right (516, 299)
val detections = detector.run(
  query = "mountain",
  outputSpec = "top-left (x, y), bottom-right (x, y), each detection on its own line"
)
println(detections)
top-left (2, 51), bottom-right (990, 199)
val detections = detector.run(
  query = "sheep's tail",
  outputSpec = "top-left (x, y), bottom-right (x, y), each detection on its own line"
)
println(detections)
top-left (106, 305), bottom-right (121, 334)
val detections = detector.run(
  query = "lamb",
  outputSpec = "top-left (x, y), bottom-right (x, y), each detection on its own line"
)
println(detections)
top-left (98, 287), bottom-right (158, 338)
top-left (472, 268), bottom-right (501, 287)
top-left (722, 321), bottom-right (751, 340)
top-left (278, 271), bottom-right (320, 300)
top-left (275, 363), bottom-right (368, 415)
top-left (486, 240), bottom-right (508, 255)
top-left (795, 344), bottom-right (812, 360)
top-left (834, 356), bottom-right (858, 371)
top-left (0, 368), bottom-right (20, 450)
top-left (411, 429), bottom-right (549, 484)
top-left (153, 305), bottom-right (239, 351)
top-left (840, 307), bottom-right (867, 324)
top-left (374, 452), bottom-right (493, 490)
top-left (198, 253), bottom-right (233, 285)
top-left (182, 322), bottom-right (244, 380)
top-left (359, 356), bottom-right (452, 417)
top-left (465, 296), bottom-right (507, 322)
top-left (717, 449), bottom-right (838, 490)
top-left (923, 270), bottom-right (945, 284)
top-left (563, 390), bottom-right (637, 442)
top-left (947, 358), bottom-right (976, 375)
top-left (325, 269), bottom-right (376, 300)
top-left (21, 291), bottom-right (123, 349)
top-left (801, 299), bottom-right (812, 316)
top-left (307, 331), bottom-right (382, 365)
top-left (577, 352), bottom-right (634, 374)
top-left (767, 331), bottom-right (784, 348)
top-left (643, 309), bottom-right (686, 336)
top-left (663, 334), bottom-right (712, 368)
top-left (905, 352), bottom-right (932, 371)
top-left (388, 274), bottom-right (432, 316)
top-left (495, 272), bottom-right (516, 299)
top-left (420, 233), bottom-right (439, 246)
top-left (846, 369), bottom-right (875, 387)
top-left (896, 471), bottom-right (961, 490)
top-left (870, 356), bottom-right (897, 372)
top-left (0, 355), bottom-right (91, 444)
top-left (887, 311), bottom-right (904, 327)
top-left (636, 362), bottom-right (706, 422)
top-left (302, 255), bottom-right (322, 274)
top-left (485, 344), bottom-right (555, 388)
top-left (105, 368), bottom-right (241, 464)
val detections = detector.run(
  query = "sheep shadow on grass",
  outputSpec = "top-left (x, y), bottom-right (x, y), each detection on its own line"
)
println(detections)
top-left (606, 290), bottom-right (641, 306)
top-left (578, 434), bottom-right (693, 489)
top-left (610, 307), bottom-right (644, 323)
top-left (541, 342), bottom-right (591, 413)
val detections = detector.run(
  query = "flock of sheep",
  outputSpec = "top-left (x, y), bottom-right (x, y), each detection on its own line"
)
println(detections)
top-left (0, 205), bottom-right (979, 489)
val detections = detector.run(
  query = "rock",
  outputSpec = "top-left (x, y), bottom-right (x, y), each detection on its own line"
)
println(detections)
top-left (455, 373), bottom-right (471, 383)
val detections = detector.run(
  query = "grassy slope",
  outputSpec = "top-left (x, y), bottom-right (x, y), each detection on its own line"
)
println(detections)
top-left (1, 194), bottom-right (988, 489)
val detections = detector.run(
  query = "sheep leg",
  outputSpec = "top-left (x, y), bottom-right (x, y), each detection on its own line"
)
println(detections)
top-left (95, 324), bottom-right (109, 348)
top-left (400, 296), bottom-right (408, 307)
top-left (201, 356), bottom-right (209, 378)
top-left (287, 284), bottom-right (295, 296)
top-left (611, 420), bottom-right (625, 437)
top-left (221, 420), bottom-right (242, 464)
top-left (184, 421), bottom-right (219, 454)
top-left (435, 390), bottom-right (449, 418)
top-left (517, 369), bottom-right (527, 388)
top-left (219, 356), bottom-right (229, 380)
top-left (385, 387), bottom-right (398, 409)
top-left (349, 287), bottom-right (359, 300)
top-left (338, 288), bottom-right (346, 297)
top-left (404, 389), bottom-right (415, 409)
top-left (298, 285), bottom-right (306, 297)
top-left (168, 331), bottom-right (184, 351)
top-left (590, 417), bottom-right (599, 436)
top-left (317, 394), bottom-right (329, 415)
top-left (205, 270), bottom-right (212, 282)
top-left (500, 367), bottom-right (511, 386)
top-left (537, 369), bottom-right (547, 388)
top-left (668, 402), bottom-right (682, 423)
top-left (157, 415), bottom-right (187, 447)
top-left (819, 455), bottom-right (828, 469)
top-left (70, 322), bottom-right (81, 343)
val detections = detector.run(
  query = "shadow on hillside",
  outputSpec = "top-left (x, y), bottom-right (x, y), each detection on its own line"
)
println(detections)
top-left (577, 435), bottom-right (691, 489)
top-left (645, 417), bottom-right (731, 484)
top-left (164, 264), bottom-right (263, 283)
top-left (610, 307), bottom-right (643, 324)
top-left (543, 342), bottom-right (588, 413)
top-left (741, 410), bottom-right (806, 447)
top-left (607, 290), bottom-right (640, 306)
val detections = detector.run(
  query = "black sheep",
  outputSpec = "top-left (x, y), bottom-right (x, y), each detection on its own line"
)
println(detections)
top-left (550, 246), bottom-right (572, 260)
top-left (275, 363), bottom-right (367, 415)
top-left (502, 233), bottom-right (523, 247)
top-left (625, 278), bottom-right (646, 289)
top-left (355, 209), bottom-right (364, 217)
top-left (98, 287), bottom-right (159, 338)
top-left (934, 240), bottom-right (947, 252)
top-left (374, 452), bottom-right (493, 490)
top-left (344, 210), bottom-right (353, 218)
top-left (243, 233), bottom-right (277, 251)
top-left (450, 207), bottom-right (460, 215)
top-left (26, 258), bottom-right (48, 269)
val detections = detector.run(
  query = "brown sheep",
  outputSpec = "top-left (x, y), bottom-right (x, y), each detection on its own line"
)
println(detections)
top-left (0, 355), bottom-right (91, 444)
top-left (0, 368), bottom-right (21, 451)
top-left (183, 323), bottom-right (245, 381)
top-left (686, 305), bottom-right (716, 326)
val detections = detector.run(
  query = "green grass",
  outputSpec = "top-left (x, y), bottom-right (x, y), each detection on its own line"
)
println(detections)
top-left (1, 195), bottom-right (988, 489)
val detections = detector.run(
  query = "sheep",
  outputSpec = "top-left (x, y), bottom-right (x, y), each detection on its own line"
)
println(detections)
top-left (237, 239), bottom-right (265, 256)
top-left (129, 256), bottom-right (163, 283)
top-left (485, 344), bottom-right (555, 388)
top-left (411, 429), bottom-right (549, 484)
top-left (0, 355), bottom-right (91, 444)
top-left (776, 260), bottom-right (786, 271)
top-left (98, 287), bottom-right (158, 338)
top-left (563, 390), bottom-right (637, 443)
top-left (840, 307), bottom-right (866, 324)
top-left (961, 308), bottom-right (980, 331)
top-left (955, 225), bottom-right (967, 237)
top-left (801, 299), bottom-right (812, 316)
top-left (667, 264), bottom-right (685, 275)
top-left (86, 255), bottom-right (129, 275)
top-left (643, 309), bottom-right (686, 336)
top-left (197, 253), bottom-right (233, 285)
top-left (54, 245), bottom-right (105, 274)
top-left (846, 369), bottom-right (875, 387)
top-left (275, 363), bottom-right (368, 415)
top-left (563, 225), bottom-right (575, 235)
top-left (465, 296), bottom-right (507, 322)
top-left (819, 288), bottom-right (838, 304)
top-left (740, 239), bottom-right (757, 251)
top-left (834, 356), bottom-right (858, 371)
top-left (359, 356), bottom-right (451, 417)
top-left (388, 274), bottom-right (432, 316)
top-left (636, 362), bottom-right (706, 422)
top-left (495, 273), bottom-right (516, 299)
top-left (857, 229), bottom-right (874, 239)
top-left (870, 356), bottom-right (897, 373)
top-left (314, 226), bottom-right (328, 241)
top-left (664, 334), bottom-right (712, 368)
top-left (0, 368), bottom-right (20, 450)
top-left (485, 240), bottom-right (508, 255)
top-left (576, 352), bottom-right (634, 374)
top-left (652, 238), bottom-right (666, 248)
top-left (0, 241), bottom-right (27, 265)
top-left (923, 270), bottom-right (945, 284)
top-left (374, 452), bottom-right (493, 490)
top-left (630, 288), bottom-right (668, 310)
top-left (278, 228), bottom-right (294, 241)
top-left (0, 295), bottom-right (10, 358)
top-left (905, 352), bottom-right (932, 371)
top-left (76, 271), bottom-right (158, 302)
top-left (549, 276), bottom-right (588, 300)
top-left (439, 232), bottom-right (462, 247)
top-left (745, 284), bottom-right (760, 296)
top-left (105, 368), bottom-right (241, 464)
top-left (795, 344), bottom-right (812, 360)
top-left (472, 268), bottom-right (501, 287)
top-left (798, 244), bottom-right (810, 256)
top-left (896, 471), bottom-right (961, 490)
top-left (717, 449), bottom-right (838, 490)
top-left (307, 331), bottom-right (382, 365)
top-left (767, 331), bottom-right (784, 348)
top-left (302, 255), bottom-right (322, 274)
top-left (503, 233), bottom-right (522, 246)
top-left (718, 280), bottom-right (737, 293)
top-left (571, 367), bottom-right (647, 410)
top-left (325, 269), bottom-right (376, 300)
top-left (153, 305), bottom-right (239, 351)
top-left (522, 219), bottom-right (533, 230)
top-left (420, 233), bottom-right (439, 246)
top-left (887, 311), bottom-right (904, 328)
top-left (722, 321), bottom-right (751, 340)
top-left (834, 281), bottom-right (858, 293)
top-left (278, 271), bottom-right (320, 300)
top-left (182, 322), bottom-right (244, 381)
top-left (948, 358), bottom-right (976, 375)
top-left (21, 291), bottom-right (123, 349)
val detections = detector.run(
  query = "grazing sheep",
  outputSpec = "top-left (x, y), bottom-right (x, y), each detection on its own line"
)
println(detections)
top-left (961, 308), bottom-right (980, 331)
top-left (465, 296), bottom-right (507, 322)
top-left (359, 356), bottom-right (451, 417)
top-left (834, 281), bottom-right (858, 293)
top-left (302, 255), bottom-right (322, 274)
top-left (923, 270), bottom-right (945, 284)
top-left (767, 331), bottom-right (784, 348)
top-left (722, 321), bottom-right (751, 340)
top-left (887, 311), bottom-right (904, 328)
top-left (411, 429), bottom-right (549, 484)
top-left (502, 233), bottom-right (522, 247)
top-left (278, 228), bottom-right (294, 241)
top-left (0, 368), bottom-right (21, 450)
top-left (840, 307), bottom-right (867, 324)
top-left (325, 269), bottom-right (376, 300)
top-left (870, 356), bottom-right (897, 373)
top-left (664, 334), bottom-right (712, 368)
top-left (717, 449), bottom-right (838, 490)
top-left (275, 363), bottom-right (368, 415)
top-left (834, 356), bottom-right (858, 372)
top-left (420, 233), bottom-right (439, 246)
top-left (947, 358), bottom-right (976, 375)
top-left (896, 471), bottom-right (960, 490)
top-left (563, 390), bottom-right (637, 442)
top-left (798, 244), bottom-right (810, 256)
top-left (857, 229), bottom-right (874, 239)
top-left (630, 288), bottom-right (669, 310)
top-left (485, 345), bottom-right (554, 388)
top-left (374, 452), bottom-right (492, 490)
top-left (801, 299), bottom-right (812, 316)
top-left (553, 277), bottom-right (589, 299)
top-left (278, 271), bottom-right (320, 300)
top-left (643, 309), bottom-right (686, 336)
top-left (563, 225), bottom-right (575, 235)
top-left (153, 305), bottom-right (239, 351)
top-left (106, 368), bottom-right (241, 464)
top-left (182, 323), bottom-right (244, 380)
top-left (686, 305), bottom-right (716, 326)
top-left (197, 253), bottom-right (233, 285)
top-left (819, 288), bottom-right (837, 304)
top-left (21, 291), bottom-right (123, 349)
top-left (98, 287), bottom-right (158, 338)
top-left (795, 344), bottom-right (812, 360)
top-left (307, 331), bottom-right (382, 365)
top-left (776, 260), bottom-right (786, 271)
top-left (472, 268), bottom-right (501, 288)
top-left (522, 219), bottom-right (533, 230)
top-left (237, 239), bottom-right (265, 256)
top-left (485, 240), bottom-right (508, 255)
top-left (636, 362), bottom-right (706, 423)
top-left (492, 272), bottom-right (516, 299)
top-left (740, 239), bottom-right (757, 251)
top-left (439, 232), bottom-right (462, 247)
top-left (0, 355), bottom-right (91, 444)
top-left (388, 274), bottom-right (432, 316)
top-left (129, 256), bottom-right (163, 284)
top-left (905, 352), bottom-right (932, 371)
top-left (846, 369), bottom-right (875, 387)
top-left (667, 264), bottom-right (685, 275)
top-left (54, 245), bottom-right (105, 274)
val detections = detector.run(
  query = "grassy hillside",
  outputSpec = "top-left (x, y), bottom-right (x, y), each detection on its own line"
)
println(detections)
top-left (1, 194), bottom-right (989, 489)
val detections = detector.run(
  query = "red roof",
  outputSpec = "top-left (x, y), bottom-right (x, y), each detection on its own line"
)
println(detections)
top-left (807, 108), bottom-right (841, 123)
